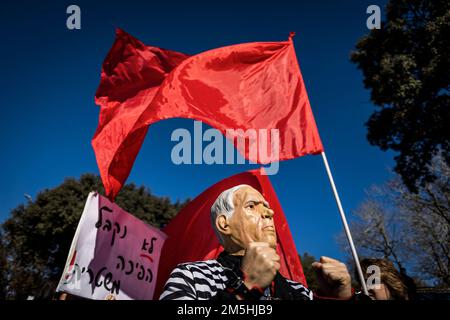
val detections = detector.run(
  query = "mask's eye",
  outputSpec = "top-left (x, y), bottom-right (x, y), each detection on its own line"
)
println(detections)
top-left (247, 201), bottom-right (257, 210)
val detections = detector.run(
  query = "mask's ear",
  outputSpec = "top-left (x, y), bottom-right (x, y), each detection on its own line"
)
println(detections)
top-left (216, 214), bottom-right (231, 236)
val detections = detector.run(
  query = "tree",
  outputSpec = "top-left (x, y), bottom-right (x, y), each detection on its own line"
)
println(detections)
top-left (343, 198), bottom-right (406, 271)
top-left (0, 174), bottom-right (187, 299)
top-left (341, 155), bottom-right (449, 287)
top-left (393, 155), bottom-right (450, 286)
top-left (299, 252), bottom-right (319, 292)
top-left (351, 0), bottom-right (450, 192)
top-left (0, 232), bottom-right (7, 300)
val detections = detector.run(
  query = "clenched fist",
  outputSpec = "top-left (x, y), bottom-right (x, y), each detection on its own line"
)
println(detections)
top-left (312, 256), bottom-right (352, 299)
top-left (241, 242), bottom-right (280, 289)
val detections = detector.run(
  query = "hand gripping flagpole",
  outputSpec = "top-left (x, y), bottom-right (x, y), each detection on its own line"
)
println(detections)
top-left (321, 151), bottom-right (369, 295)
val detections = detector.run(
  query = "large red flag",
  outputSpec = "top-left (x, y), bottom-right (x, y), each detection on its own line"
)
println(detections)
top-left (93, 29), bottom-right (323, 200)
top-left (154, 168), bottom-right (307, 299)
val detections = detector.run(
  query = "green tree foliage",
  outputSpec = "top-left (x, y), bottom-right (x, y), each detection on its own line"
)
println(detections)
top-left (0, 233), bottom-right (7, 300)
top-left (300, 252), bottom-right (319, 292)
top-left (351, 0), bottom-right (449, 192)
top-left (0, 174), bottom-right (187, 299)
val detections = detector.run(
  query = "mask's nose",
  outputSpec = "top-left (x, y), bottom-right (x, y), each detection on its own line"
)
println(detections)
top-left (262, 207), bottom-right (274, 219)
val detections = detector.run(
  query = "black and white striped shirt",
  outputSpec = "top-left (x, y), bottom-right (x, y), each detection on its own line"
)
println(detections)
top-left (160, 258), bottom-right (313, 300)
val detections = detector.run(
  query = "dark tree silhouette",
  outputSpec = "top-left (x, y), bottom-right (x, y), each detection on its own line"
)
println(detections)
top-left (299, 252), bottom-right (319, 292)
top-left (351, 0), bottom-right (449, 192)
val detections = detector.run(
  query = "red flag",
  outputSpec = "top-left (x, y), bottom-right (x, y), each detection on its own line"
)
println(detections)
top-left (154, 168), bottom-right (307, 299)
top-left (93, 29), bottom-right (323, 200)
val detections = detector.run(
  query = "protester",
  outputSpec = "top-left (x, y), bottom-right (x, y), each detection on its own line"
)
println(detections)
top-left (160, 184), bottom-right (357, 300)
top-left (359, 258), bottom-right (411, 300)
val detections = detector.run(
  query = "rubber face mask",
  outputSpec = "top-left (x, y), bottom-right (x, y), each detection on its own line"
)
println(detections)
top-left (228, 186), bottom-right (277, 250)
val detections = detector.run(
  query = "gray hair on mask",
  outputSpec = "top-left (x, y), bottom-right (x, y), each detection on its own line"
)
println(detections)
top-left (210, 184), bottom-right (250, 245)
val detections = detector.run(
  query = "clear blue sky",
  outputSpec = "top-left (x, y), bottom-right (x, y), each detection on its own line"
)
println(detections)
top-left (0, 0), bottom-right (393, 262)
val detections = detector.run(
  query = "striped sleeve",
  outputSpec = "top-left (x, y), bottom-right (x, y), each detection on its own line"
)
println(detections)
top-left (160, 264), bottom-right (197, 300)
top-left (286, 279), bottom-right (314, 300)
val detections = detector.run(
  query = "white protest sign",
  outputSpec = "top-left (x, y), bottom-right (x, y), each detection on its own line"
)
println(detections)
top-left (56, 192), bottom-right (167, 300)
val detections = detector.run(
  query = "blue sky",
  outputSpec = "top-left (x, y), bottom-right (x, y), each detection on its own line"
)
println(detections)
top-left (0, 0), bottom-right (393, 262)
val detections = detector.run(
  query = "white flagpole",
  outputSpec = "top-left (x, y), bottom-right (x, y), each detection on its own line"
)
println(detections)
top-left (321, 151), bottom-right (369, 295)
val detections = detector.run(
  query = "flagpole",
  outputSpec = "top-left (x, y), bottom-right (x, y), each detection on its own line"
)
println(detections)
top-left (320, 151), bottom-right (369, 295)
